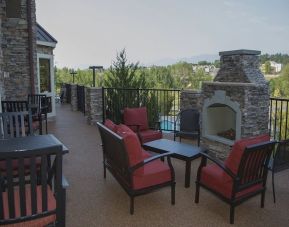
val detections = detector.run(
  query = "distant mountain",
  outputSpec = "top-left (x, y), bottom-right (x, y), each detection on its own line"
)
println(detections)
top-left (147, 54), bottom-right (219, 66)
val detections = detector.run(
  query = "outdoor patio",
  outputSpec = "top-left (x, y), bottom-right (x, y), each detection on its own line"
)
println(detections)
top-left (49, 103), bottom-right (289, 227)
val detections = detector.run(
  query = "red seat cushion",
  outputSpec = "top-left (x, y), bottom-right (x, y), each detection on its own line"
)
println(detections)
top-left (104, 119), bottom-right (117, 132)
top-left (132, 159), bottom-right (172, 190)
top-left (2, 185), bottom-right (56, 227)
top-left (200, 164), bottom-right (263, 199)
top-left (225, 134), bottom-right (270, 174)
top-left (123, 107), bottom-right (149, 132)
top-left (116, 124), bottom-right (143, 167)
top-left (139, 130), bottom-right (162, 143)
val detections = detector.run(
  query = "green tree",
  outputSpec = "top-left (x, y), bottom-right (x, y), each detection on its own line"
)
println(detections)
top-left (264, 61), bottom-right (271, 74)
top-left (103, 49), bottom-right (146, 88)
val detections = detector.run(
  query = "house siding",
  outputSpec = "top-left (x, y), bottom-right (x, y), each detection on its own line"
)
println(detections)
top-left (0, 0), bottom-right (37, 100)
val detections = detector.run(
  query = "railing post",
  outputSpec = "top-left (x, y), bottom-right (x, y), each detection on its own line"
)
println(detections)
top-left (102, 87), bottom-right (105, 123)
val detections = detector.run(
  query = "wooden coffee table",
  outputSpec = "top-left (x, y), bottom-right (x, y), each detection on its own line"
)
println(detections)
top-left (143, 139), bottom-right (206, 188)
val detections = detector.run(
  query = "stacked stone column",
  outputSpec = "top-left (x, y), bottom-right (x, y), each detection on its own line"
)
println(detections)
top-left (70, 84), bottom-right (78, 111)
top-left (85, 87), bottom-right (103, 125)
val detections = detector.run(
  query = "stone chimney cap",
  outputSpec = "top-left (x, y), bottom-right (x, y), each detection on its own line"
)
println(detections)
top-left (219, 49), bottom-right (261, 56)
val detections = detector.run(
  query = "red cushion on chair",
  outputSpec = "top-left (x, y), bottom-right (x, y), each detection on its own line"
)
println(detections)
top-left (132, 159), bottom-right (172, 190)
top-left (116, 124), bottom-right (143, 167)
top-left (123, 107), bottom-right (149, 132)
top-left (104, 119), bottom-right (117, 132)
top-left (2, 185), bottom-right (56, 227)
top-left (139, 130), bottom-right (162, 143)
top-left (225, 134), bottom-right (270, 174)
top-left (200, 164), bottom-right (263, 199)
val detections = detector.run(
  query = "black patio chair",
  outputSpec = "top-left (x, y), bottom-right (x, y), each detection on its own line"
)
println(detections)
top-left (0, 145), bottom-right (67, 226)
top-left (268, 139), bottom-right (289, 203)
top-left (0, 111), bottom-right (33, 139)
top-left (28, 94), bottom-right (50, 134)
top-left (1, 100), bottom-right (28, 113)
top-left (174, 109), bottom-right (200, 146)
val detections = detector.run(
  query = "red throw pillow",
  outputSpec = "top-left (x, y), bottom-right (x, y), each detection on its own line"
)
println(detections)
top-left (123, 107), bottom-right (149, 132)
top-left (116, 124), bottom-right (143, 167)
top-left (104, 119), bottom-right (116, 132)
top-left (225, 134), bottom-right (270, 174)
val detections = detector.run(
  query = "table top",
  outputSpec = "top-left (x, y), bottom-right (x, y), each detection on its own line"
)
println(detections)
top-left (0, 134), bottom-right (68, 154)
top-left (143, 139), bottom-right (206, 159)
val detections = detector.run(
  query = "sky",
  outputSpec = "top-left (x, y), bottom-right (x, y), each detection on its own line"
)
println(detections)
top-left (36, 0), bottom-right (289, 69)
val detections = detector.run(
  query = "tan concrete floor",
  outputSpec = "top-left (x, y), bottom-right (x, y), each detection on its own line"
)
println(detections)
top-left (49, 103), bottom-right (289, 227)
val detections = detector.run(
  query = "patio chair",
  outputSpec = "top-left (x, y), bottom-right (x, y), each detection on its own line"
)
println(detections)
top-left (268, 139), bottom-right (289, 203)
top-left (195, 134), bottom-right (276, 224)
top-left (0, 145), bottom-right (67, 226)
top-left (123, 107), bottom-right (162, 144)
top-left (0, 111), bottom-right (33, 139)
top-left (1, 100), bottom-right (42, 134)
top-left (174, 108), bottom-right (200, 146)
top-left (28, 94), bottom-right (50, 134)
top-left (97, 122), bottom-right (175, 214)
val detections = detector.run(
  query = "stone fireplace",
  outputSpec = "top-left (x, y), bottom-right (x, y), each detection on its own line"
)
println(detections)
top-left (201, 50), bottom-right (270, 159)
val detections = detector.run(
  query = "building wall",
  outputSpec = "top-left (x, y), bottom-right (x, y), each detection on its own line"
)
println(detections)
top-left (0, 0), bottom-right (37, 100)
top-left (37, 45), bottom-right (53, 55)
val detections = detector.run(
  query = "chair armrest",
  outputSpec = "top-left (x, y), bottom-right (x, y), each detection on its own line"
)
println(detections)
top-left (200, 151), bottom-right (236, 179)
top-left (129, 152), bottom-right (172, 172)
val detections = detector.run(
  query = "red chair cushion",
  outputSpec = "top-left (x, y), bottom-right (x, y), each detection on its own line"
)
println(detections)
top-left (200, 164), bottom-right (263, 199)
top-left (225, 134), bottom-right (270, 174)
top-left (104, 119), bottom-right (117, 132)
top-left (2, 185), bottom-right (56, 227)
top-left (116, 124), bottom-right (143, 167)
top-left (123, 107), bottom-right (149, 132)
top-left (132, 159), bottom-right (172, 190)
top-left (141, 149), bottom-right (152, 159)
top-left (139, 130), bottom-right (162, 143)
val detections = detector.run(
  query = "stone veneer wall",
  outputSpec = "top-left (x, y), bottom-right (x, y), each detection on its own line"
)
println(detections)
top-left (70, 84), bottom-right (78, 111)
top-left (85, 87), bottom-right (103, 125)
top-left (0, 0), bottom-right (37, 100)
top-left (180, 90), bottom-right (202, 111)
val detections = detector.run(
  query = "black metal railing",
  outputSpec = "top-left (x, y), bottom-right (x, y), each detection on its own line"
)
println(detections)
top-left (102, 87), bottom-right (181, 131)
top-left (65, 84), bottom-right (71, 104)
top-left (77, 85), bottom-right (85, 114)
top-left (269, 97), bottom-right (289, 141)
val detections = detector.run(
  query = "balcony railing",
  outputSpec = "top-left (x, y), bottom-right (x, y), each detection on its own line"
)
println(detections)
top-left (269, 97), bottom-right (289, 141)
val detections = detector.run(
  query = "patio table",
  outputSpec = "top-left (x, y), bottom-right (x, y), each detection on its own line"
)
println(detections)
top-left (0, 134), bottom-right (68, 154)
top-left (143, 139), bottom-right (206, 188)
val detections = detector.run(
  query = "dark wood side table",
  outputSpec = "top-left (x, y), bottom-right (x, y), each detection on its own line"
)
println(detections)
top-left (143, 139), bottom-right (206, 188)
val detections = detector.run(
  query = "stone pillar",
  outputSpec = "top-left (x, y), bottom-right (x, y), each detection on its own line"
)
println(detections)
top-left (70, 84), bottom-right (78, 111)
top-left (180, 90), bottom-right (202, 111)
top-left (85, 87), bottom-right (103, 125)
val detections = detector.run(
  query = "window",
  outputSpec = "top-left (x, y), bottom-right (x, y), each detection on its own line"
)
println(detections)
top-left (39, 58), bottom-right (51, 93)
top-left (6, 0), bottom-right (21, 18)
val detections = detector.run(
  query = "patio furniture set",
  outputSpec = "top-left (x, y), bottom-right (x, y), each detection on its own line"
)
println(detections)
top-left (98, 106), bottom-right (289, 224)
top-left (0, 95), bottom-right (68, 226)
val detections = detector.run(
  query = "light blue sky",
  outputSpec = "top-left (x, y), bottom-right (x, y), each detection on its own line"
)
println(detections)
top-left (36, 0), bottom-right (289, 68)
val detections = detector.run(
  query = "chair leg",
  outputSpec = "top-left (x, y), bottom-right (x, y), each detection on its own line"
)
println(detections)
top-left (272, 172), bottom-right (276, 203)
top-left (171, 182), bottom-right (175, 205)
top-left (130, 196), bottom-right (134, 215)
top-left (45, 116), bottom-right (48, 134)
top-left (230, 205), bottom-right (235, 224)
top-left (261, 190), bottom-right (265, 208)
top-left (195, 182), bottom-right (200, 203)
top-left (103, 162), bottom-right (106, 179)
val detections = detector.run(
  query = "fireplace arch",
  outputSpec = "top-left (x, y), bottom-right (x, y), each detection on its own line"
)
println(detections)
top-left (202, 90), bottom-right (241, 145)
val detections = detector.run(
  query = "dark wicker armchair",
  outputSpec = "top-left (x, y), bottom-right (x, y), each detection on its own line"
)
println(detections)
top-left (268, 139), bottom-right (289, 203)
top-left (174, 109), bottom-right (200, 146)
top-left (195, 134), bottom-right (276, 224)
top-left (97, 122), bottom-right (175, 214)
top-left (0, 145), bottom-right (67, 226)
